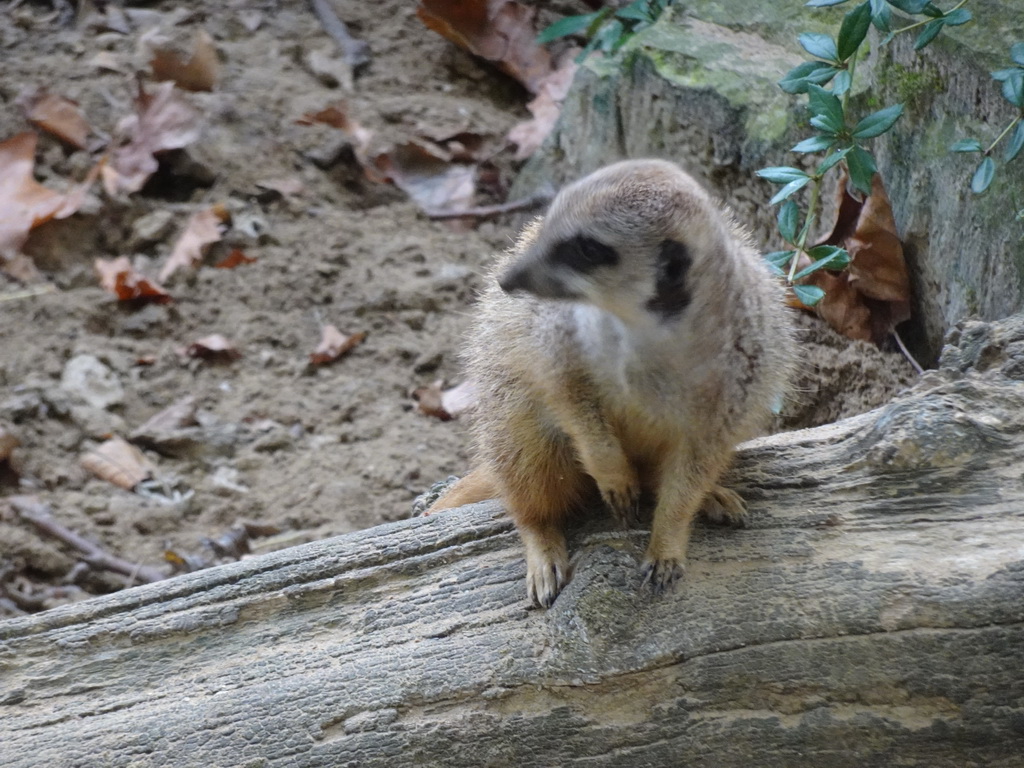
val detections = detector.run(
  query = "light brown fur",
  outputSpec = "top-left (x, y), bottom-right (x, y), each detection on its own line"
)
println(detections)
top-left (428, 159), bottom-right (796, 607)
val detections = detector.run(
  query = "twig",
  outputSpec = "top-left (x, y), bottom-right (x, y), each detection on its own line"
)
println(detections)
top-left (307, 0), bottom-right (371, 70)
top-left (10, 496), bottom-right (166, 584)
top-left (0, 284), bottom-right (57, 303)
top-left (892, 329), bottom-right (925, 375)
top-left (425, 191), bottom-right (554, 220)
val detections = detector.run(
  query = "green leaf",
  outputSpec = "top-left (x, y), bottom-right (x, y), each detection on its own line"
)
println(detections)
top-left (1005, 122), bottom-right (1024, 163)
top-left (807, 84), bottom-right (845, 133)
top-left (887, 0), bottom-right (930, 12)
top-left (870, 0), bottom-right (890, 31)
top-left (837, 2), bottom-right (872, 61)
top-left (537, 11), bottom-right (604, 43)
top-left (950, 138), bottom-right (983, 153)
top-left (1000, 70), bottom-right (1024, 108)
top-left (806, 0), bottom-right (848, 5)
top-left (852, 103), bottom-right (904, 139)
top-left (971, 156), bottom-right (995, 194)
top-left (914, 18), bottom-right (944, 51)
top-left (792, 284), bottom-right (826, 307)
top-left (764, 250), bottom-right (796, 277)
top-left (792, 135), bottom-right (836, 153)
top-left (992, 67), bottom-right (1018, 81)
top-left (777, 201), bottom-right (799, 243)
top-left (846, 145), bottom-right (877, 195)
top-left (942, 8), bottom-right (972, 26)
top-left (799, 32), bottom-right (839, 62)
top-left (770, 176), bottom-right (812, 204)
top-left (921, 2), bottom-right (944, 18)
top-left (1012, 43), bottom-right (1024, 67)
top-left (616, 0), bottom-right (656, 22)
top-left (794, 247), bottom-right (851, 279)
top-left (779, 61), bottom-right (838, 94)
top-left (757, 166), bottom-right (810, 184)
top-left (594, 18), bottom-right (625, 53)
top-left (832, 69), bottom-right (853, 95)
top-left (817, 145), bottom-right (852, 174)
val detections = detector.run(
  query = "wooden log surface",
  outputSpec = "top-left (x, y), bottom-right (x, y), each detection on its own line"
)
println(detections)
top-left (2, 315), bottom-right (1024, 767)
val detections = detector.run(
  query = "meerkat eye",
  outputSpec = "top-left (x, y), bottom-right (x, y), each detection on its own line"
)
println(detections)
top-left (646, 239), bottom-right (692, 320)
top-left (549, 236), bottom-right (619, 273)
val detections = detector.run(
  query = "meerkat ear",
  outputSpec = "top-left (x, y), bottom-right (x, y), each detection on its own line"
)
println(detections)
top-left (646, 239), bottom-right (692, 320)
top-left (549, 236), bottom-right (619, 273)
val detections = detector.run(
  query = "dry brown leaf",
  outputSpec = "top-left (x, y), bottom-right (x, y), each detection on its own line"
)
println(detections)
top-left (412, 379), bottom-right (478, 421)
top-left (374, 142), bottom-right (476, 213)
top-left (151, 29), bottom-right (219, 92)
top-left (80, 436), bottom-right (155, 490)
top-left (0, 426), bottom-right (19, 463)
top-left (808, 171), bottom-right (911, 345)
top-left (255, 177), bottom-right (305, 198)
top-left (214, 248), bottom-right (257, 269)
top-left (0, 132), bottom-right (95, 276)
top-left (159, 204), bottom-right (230, 282)
top-left (185, 334), bottom-right (241, 362)
top-left (309, 325), bottom-right (366, 365)
top-left (17, 89), bottom-right (91, 150)
top-left (508, 52), bottom-right (577, 160)
top-left (418, 0), bottom-right (553, 93)
top-left (104, 80), bottom-right (202, 195)
top-left (95, 256), bottom-right (172, 304)
top-left (296, 101), bottom-right (375, 166)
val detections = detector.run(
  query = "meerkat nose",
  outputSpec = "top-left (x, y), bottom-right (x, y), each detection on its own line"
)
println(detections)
top-left (498, 265), bottom-right (532, 295)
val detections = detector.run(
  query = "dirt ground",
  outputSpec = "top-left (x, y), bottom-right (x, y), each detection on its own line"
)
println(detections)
top-left (0, 0), bottom-right (916, 616)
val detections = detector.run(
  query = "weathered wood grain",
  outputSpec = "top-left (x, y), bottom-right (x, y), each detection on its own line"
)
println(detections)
top-left (1, 315), bottom-right (1023, 767)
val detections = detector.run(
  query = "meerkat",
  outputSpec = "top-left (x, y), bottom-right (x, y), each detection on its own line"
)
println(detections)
top-left (427, 159), bottom-right (796, 608)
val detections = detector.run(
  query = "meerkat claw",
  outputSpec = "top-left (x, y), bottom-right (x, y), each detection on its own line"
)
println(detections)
top-left (640, 557), bottom-right (684, 595)
top-left (527, 556), bottom-right (569, 608)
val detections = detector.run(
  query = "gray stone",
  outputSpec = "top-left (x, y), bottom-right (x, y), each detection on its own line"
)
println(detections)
top-left (60, 354), bottom-right (124, 410)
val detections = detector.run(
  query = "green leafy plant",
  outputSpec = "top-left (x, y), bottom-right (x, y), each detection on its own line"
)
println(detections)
top-left (537, 0), bottom-right (668, 61)
top-left (758, 0), bottom-right (975, 307)
top-left (950, 42), bottom-right (1024, 193)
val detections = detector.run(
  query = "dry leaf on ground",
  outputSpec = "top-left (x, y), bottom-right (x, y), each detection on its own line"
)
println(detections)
top-left (184, 334), bottom-right (241, 362)
top-left (131, 396), bottom-right (199, 445)
top-left (95, 256), bottom-right (171, 303)
top-left (255, 177), bottom-right (305, 198)
top-left (151, 29), bottom-right (219, 92)
top-left (214, 249), bottom-right (257, 269)
top-left (412, 379), bottom-right (478, 421)
top-left (0, 426), bottom-right (19, 463)
top-left (374, 142), bottom-right (476, 213)
top-left (0, 132), bottom-right (96, 278)
top-left (103, 80), bottom-right (202, 195)
top-left (296, 101), bottom-right (375, 167)
top-left (159, 204), bottom-right (230, 282)
top-left (417, 0), bottom-right (552, 93)
top-left (310, 325), bottom-right (366, 365)
top-left (17, 88), bottom-right (91, 149)
top-left (804, 171), bottom-right (911, 345)
top-left (508, 52), bottom-right (578, 160)
top-left (80, 436), bottom-right (155, 490)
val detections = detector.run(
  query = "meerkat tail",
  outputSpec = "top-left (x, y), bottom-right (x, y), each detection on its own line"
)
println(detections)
top-left (424, 466), bottom-right (499, 514)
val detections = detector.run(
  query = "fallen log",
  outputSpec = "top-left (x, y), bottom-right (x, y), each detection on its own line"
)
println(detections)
top-left (1, 315), bottom-right (1023, 767)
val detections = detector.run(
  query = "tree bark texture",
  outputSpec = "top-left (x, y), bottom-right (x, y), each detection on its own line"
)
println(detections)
top-left (2, 315), bottom-right (1024, 767)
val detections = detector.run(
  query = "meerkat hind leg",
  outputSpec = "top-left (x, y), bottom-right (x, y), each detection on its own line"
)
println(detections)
top-left (700, 485), bottom-right (749, 528)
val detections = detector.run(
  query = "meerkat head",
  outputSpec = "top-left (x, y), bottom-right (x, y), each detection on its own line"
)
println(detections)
top-left (499, 159), bottom-right (729, 326)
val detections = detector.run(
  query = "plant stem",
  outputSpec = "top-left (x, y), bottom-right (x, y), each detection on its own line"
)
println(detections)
top-left (985, 114), bottom-right (1022, 154)
top-left (788, 177), bottom-right (822, 284)
top-left (889, 0), bottom-right (970, 37)
top-left (842, 48), bottom-right (859, 115)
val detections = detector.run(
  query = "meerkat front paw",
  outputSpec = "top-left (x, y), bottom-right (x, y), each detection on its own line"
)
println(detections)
top-left (525, 549), bottom-right (570, 608)
top-left (640, 556), bottom-right (684, 594)
top-left (701, 485), bottom-right (749, 528)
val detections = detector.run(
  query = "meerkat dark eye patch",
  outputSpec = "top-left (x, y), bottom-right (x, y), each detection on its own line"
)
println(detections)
top-left (549, 236), bottom-right (619, 273)
top-left (646, 239), bottom-right (692, 320)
